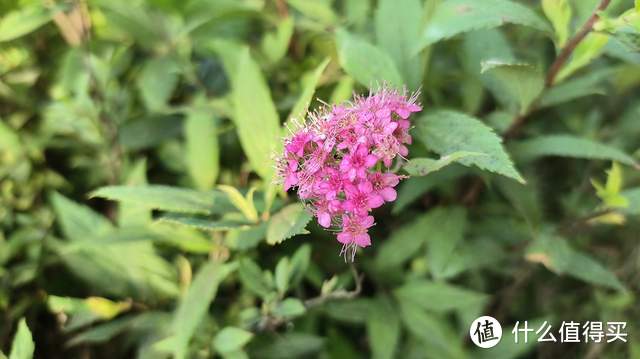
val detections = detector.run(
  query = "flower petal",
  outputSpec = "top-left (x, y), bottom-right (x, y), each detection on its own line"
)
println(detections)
top-left (380, 187), bottom-right (397, 201)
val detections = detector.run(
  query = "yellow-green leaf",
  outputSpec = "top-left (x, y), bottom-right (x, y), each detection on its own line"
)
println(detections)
top-left (556, 33), bottom-right (609, 82)
top-left (185, 105), bottom-right (220, 190)
top-left (542, 0), bottom-right (572, 47)
top-left (266, 203), bottom-right (312, 245)
top-left (8, 318), bottom-right (33, 359)
top-left (230, 47), bottom-right (282, 180)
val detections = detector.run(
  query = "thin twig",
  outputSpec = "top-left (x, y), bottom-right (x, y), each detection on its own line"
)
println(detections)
top-left (461, 0), bottom-right (613, 204)
top-left (274, 0), bottom-right (289, 18)
top-left (504, 0), bottom-right (612, 139)
top-left (558, 208), bottom-right (616, 235)
top-left (304, 264), bottom-right (363, 308)
top-left (545, 0), bottom-right (611, 87)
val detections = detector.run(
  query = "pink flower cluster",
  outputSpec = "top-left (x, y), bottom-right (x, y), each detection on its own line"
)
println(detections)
top-left (276, 88), bottom-right (421, 260)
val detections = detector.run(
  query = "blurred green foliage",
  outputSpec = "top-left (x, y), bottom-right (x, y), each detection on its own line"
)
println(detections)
top-left (0, 0), bottom-right (640, 358)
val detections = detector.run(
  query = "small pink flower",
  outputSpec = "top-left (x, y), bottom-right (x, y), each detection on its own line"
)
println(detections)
top-left (315, 168), bottom-right (343, 200)
top-left (285, 131), bottom-right (312, 157)
top-left (337, 214), bottom-right (374, 247)
top-left (275, 86), bottom-right (422, 260)
top-left (283, 160), bottom-right (299, 191)
top-left (340, 145), bottom-right (378, 181)
top-left (343, 181), bottom-right (384, 216)
top-left (314, 198), bottom-right (342, 228)
top-left (369, 172), bottom-right (400, 202)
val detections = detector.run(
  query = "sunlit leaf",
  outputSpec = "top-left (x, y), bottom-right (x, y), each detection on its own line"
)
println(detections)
top-left (366, 297), bottom-right (400, 359)
top-left (213, 327), bottom-right (254, 354)
top-left (404, 151), bottom-right (485, 176)
top-left (418, 0), bottom-right (551, 49)
top-left (416, 110), bottom-right (525, 183)
top-left (91, 185), bottom-right (233, 215)
top-left (542, 0), bottom-right (572, 47)
top-left (512, 135), bottom-right (638, 166)
top-left (526, 233), bottom-right (625, 291)
top-left (266, 203), bottom-right (312, 245)
top-left (374, 0), bottom-right (424, 89)
top-left (480, 60), bottom-right (544, 114)
top-left (230, 47), bottom-right (282, 180)
top-left (0, 5), bottom-right (59, 42)
top-left (336, 29), bottom-right (403, 88)
top-left (184, 105), bottom-right (219, 190)
top-left (286, 58), bottom-right (330, 127)
top-left (172, 261), bottom-right (236, 359)
top-left (8, 319), bottom-right (34, 359)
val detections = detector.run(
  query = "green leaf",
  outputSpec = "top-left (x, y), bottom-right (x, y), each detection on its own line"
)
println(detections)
top-left (184, 105), bottom-right (219, 190)
top-left (0, 5), bottom-right (57, 42)
top-left (274, 257), bottom-right (291, 294)
top-left (9, 318), bottom-right (34, 359)
top-left (376, 214), bottom-right (430, 271)
top-left (225, 223), bottom-right (268, 251)
top-left (526, 233), bottom-right (625, 291)
top-left (253, 333), bottom-right (324, 358)
top-left (137, 56), bottom-right (179, 111)
top-left (289, 244), bottom-right (311, 287)
top-left (218, 185), bottom-right (258, 222)
top-left (67, 315), bottom-right (139, 346)
top-left (118, 115), bottom-right (183, 151)
top-left (538, 68), bottom-right (612, 108)
top-left (424, 207), bottom-right (468, 279)
top-left (286, 58), bottom-right (330, 127)
top-left (392, 166), bottom-right (467, 214)
top-left (213, 327), bottom-right (254, 354)
top-left (398, 301), bottom-right (465, 359)
top-left (51, 192), bottom-right (114, 241)
top-left (463, 29), bottom-right (515, 76)
top-left (511, 134), bottom-right (638, 166)
top-left (330, 75), bottom-right (355, 104)
top-left (480, 60), bottom-right (544, 114)
top-left (366, 297), bottom-right (400, 359)
top-left (622, 187), bottom-right (640, 215)
top-left (285, 0), bottom-right (336, 26)
top-left (404, 151), bottom-right (486, 176)
top-left (0, 121), bottom-right (23, 162)
top-left (261, 17), bottom-right (295, 64)
top-left (394, 280), bottom-right (488, 313)
top-left (91, 185), bottom-right (233, 215)
top-left (335, 29), bottom-right (403, 88)
top-left (238, 258), bottom-right (272, 298)
top-left (374, 0), bottom-right (424, 89)
top-left (118, 159), bottom-right (152, 227)
top-left (542, 0), bottom-right (572, 47)
top-left (266, 203), bottom-right (312, 245)
top-left (322, 299), bottom-right (372, 324)
top-left (418, 0), bottom-right (551, 49)
top-left (273, 298), bottom-right (306, 319)
top-left (47, 295), bottom-right (130, 331)
top-left (592, 162), bottom-right (629, 209)
top-left (415, 110), bottom-right (525, 183)
top-left (95, 0), bottom-right (164, 47)
top-left (172, 261), bottom-right (236, 359)
top-left (556, 33), bottom-right (610, 83)
top-left (345, 0), bottom-right (370, 29)
top-left (156, 213), bottom-right (252, 231)
top-left (230, 46), bottom-right (282, 180)
top-left (53, 232), bottom-right (179, 301)
top-left (68, 313), bottom-right (166, 347)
